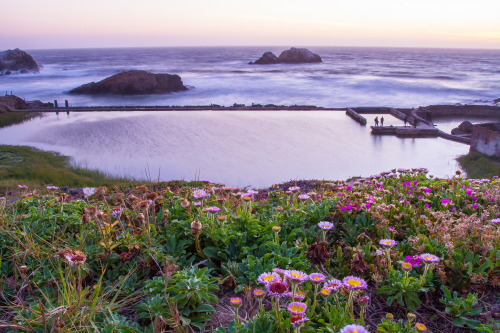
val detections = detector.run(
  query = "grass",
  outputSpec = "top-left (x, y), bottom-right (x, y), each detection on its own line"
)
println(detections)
top-left (457, 150), bottom-right (500, 179)
top-left (0, 111), bottom-right (40, 128)
top-left (0, 145), bottom-right (127, 194)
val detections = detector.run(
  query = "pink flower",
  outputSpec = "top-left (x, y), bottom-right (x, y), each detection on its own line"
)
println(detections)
top-left (287, 302), bottom-right (307, 315)
top-left (340, 324), bottom-right (369, 333)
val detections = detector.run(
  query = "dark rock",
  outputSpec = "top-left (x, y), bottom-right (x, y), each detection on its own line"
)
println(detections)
top-left (494, 98), bottom-right (500, 104)
top-left (250, 47), bottom-right (322, 65)
top-left (249, 51), bottom-right (279, 65)
top-left (0, 95), bottom-right (28, 111)
top-left (0, 49), bottom-right (40, 74)
top-left (451, 128), bottom-right (465, 135)
top-left (458, 121), bottom-right (473, 133)
top-left (277, 47), bottom-right (322, 63)
top-left (69, 70), bottom-right (188, 95)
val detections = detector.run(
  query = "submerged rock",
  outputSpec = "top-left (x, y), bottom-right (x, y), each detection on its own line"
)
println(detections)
top-left (249, 51), bottom-right (279, 65)
top-left (0, 49), bottom-right (40, 74)
top-left (69, 70), bottom-right (188, 95)
top-left (278, 47), bottom-right (322, 63)
top-left (250, 47), bottom-right (322, 65)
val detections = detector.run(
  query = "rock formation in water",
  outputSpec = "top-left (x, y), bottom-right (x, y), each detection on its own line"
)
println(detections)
top-left (494, 98), bottom-right (500, 104)
top-left (250, 47), bottom-right (322, 65)
top-left (278, 47), bottom-right (322, 63)
top-left (0, 49), bottom-right (40, 75)
top-left (69, 70), bottom-right (188, 95)
top-left (249, 51), bottom-right (279, 65)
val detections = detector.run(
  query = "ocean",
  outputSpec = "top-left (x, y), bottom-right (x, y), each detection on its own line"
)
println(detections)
top-left (1, 46), bottom-right (500, 107)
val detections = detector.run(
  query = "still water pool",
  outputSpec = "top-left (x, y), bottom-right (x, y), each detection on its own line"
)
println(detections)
top-left (0, 111), bottom-right (469, 187)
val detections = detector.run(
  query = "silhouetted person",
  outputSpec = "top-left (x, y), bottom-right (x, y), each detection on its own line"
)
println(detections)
top-left (380, 116), bottom-right (384, 126)
top-left (374, 116), bottom-right (379, 126)
top-left (414, 119), bottom-right (418, 128)
top-left (404, 116), bottom-right (408, 126)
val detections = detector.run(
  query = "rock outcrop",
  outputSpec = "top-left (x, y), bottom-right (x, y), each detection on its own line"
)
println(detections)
top-left (250, 47), bottom-right (322, 65)
top-left (0, 95), bottom-right (53, 112)
top-left (69, 70), bottom-right (188, 95)
top-left (494, 98), bottom-right (500, 104)
top-left (249, 51), bottom-right (279, 65)
top-left (278, 47), bottom-right (322, 63)
top-left (451, 121), bottom-right (474, 135)
top-left (0, 49), bottom-right (40, 75)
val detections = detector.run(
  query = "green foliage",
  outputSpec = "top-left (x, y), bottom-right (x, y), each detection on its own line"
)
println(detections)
top-left (136, 266), bottom-right (218, 331)
top-left (377, 269), bottom-right (428, 310)
top-left (376, 317), bottom-right (422, 333)
top-left (439, 286), bottom-right (482, 329)
top-left (458, 151), bottom-right (500, 179)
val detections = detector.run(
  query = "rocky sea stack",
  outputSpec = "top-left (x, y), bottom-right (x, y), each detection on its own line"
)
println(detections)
top-left (69, 70), bottom-right (188, 95)
top-left (250, 47), bottom-right (322, 65)
top-left (0, 49), bottom-right (40, 75)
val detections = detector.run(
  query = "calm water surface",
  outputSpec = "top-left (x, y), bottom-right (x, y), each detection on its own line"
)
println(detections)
top-left (0, 111), bottom-right (470, 187)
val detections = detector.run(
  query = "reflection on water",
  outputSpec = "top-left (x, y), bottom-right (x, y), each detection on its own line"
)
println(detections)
top-left (0, 111), bottom-right (469, 187)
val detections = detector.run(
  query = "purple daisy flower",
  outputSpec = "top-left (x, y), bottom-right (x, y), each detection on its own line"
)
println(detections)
top-left (491, 218), bottom-right (500, 224)
top-left (342, 276), bottom-right (368, 290)
top-left (298, 194), bottom-right (310, 200)
top-left (285, 270), bottom-right (308, 283)
top-left (257, 272), bottom-right (281, 285)
top-left (309, 272), bottom-right (326, 284)
top-left (323, 278), bottom-right (343, 291)
top-left (193, 189), bottom-right (209, 199)
top-left (318, 221), bottom-right (334, 230)
top-left (379, 239), bottom-right (397, 247)
top-left (340, 324), bottom-right (369, 333)
top-left (420, 253), bottom-right (440, 263)
top-left (253, 288), bottom-right (266, 298)
top-left (205, 206), bottom-right (220, 213)
top-left (288, 302), bottom-right (307, 315)
top-left (288, 186), bottom-right (301, 192)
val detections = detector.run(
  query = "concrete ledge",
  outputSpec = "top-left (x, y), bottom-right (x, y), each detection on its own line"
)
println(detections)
top-left (371, 126), bottom-right (439, 137)
top-left (346, 108), bottom-right (367, 125)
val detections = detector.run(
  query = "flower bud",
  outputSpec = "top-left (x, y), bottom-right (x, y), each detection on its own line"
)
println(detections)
top-left (276, 206), bottom-right (284, 212)
top-left (191, 220), bottom-right (202, 237)
top-left (137, 213), bottom-right (145, 222)
top-left (230, 297), bottom-right (242, 308)
top-left (180, 198), bottom-right (190, 208)
top-left (386, 313), bottom-right (394, 320)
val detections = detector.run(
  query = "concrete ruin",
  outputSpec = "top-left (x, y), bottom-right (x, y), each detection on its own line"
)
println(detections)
top-left (470, 123), bottom-right (500, 157)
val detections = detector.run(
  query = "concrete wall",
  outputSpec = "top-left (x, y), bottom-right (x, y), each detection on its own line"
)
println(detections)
top-left (417, 105), bottom-right (500, 117)
top-left (470, 123), bottom-right (500, 157)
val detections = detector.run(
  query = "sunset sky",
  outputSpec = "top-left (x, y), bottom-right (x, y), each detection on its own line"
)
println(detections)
top-left (2, 0), bottom-right (500, 50)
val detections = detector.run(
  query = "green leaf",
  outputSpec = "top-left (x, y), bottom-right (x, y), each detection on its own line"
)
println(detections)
top-left (193, 304), bottom-right (216, 313)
